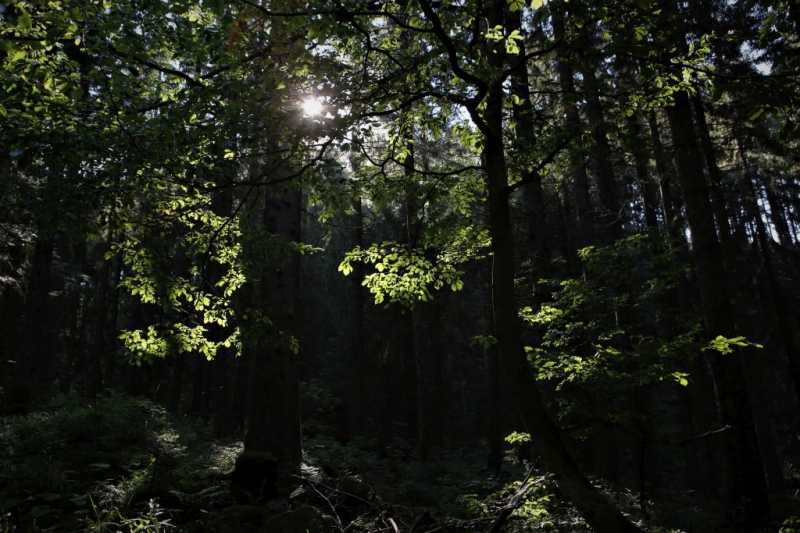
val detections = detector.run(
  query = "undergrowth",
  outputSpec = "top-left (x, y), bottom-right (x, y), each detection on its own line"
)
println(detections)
top-left (0, 394), bottom-right (234, 532)
top-left (3, 394), bottom-right (788, 532)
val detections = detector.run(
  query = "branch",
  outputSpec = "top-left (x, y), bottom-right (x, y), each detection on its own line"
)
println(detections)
top-left (487, 472), bottom-right (554, 533)
top-left (108, 45), bottom-right (205, 87)
top-left (507, 128), bottom-right (579, 194)
top-left (416, 0), bottom-right (487, 93)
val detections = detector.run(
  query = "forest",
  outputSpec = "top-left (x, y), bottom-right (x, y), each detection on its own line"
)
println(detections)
top-left (1, 0), bottom-right (799, 531)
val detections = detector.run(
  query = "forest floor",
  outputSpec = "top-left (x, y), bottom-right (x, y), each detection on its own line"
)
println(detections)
top-left (1, 394), bottom-right (797, 532)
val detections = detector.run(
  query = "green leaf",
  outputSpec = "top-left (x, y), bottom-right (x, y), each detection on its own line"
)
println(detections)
top-left (17, 7), bottom-right (33, 30)
top-left (37, 493), bottom-right (61, 501)
top-left (749, 108), bottom-right (765, 121)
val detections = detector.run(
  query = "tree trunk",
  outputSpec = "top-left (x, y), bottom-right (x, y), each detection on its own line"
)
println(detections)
top-left (475, 7), bottom-right (641, 527)
top-left (582, 65), bottom-right (622, 241)
top-left (506, 7), bottom-right (552, 304)
top-left (627, 117), bottom-right (659, 230)
top-left (349, 192), bottom-right (367, 437)
top-left (665, 88), bottom-right (770, 528)
top-left (376, 337), bottom-right (393, 458)
top-left (18, 235), bottom-right (57, 411)
top-left (244, 180), bottom-right (303, 469)
top-left (553, 6), bottom-right (594, 251)
top-left (413, 279), bottom-right (444, 460)
top-left (485, 291), bottom-right (503, 470)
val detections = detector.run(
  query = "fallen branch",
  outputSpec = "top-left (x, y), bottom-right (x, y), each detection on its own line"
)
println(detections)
top-left (486, 473), bottom-right (554, 533)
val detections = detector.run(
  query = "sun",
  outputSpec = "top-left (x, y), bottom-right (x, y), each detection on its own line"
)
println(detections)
top-left (301, 97), bottom-right (324, 117)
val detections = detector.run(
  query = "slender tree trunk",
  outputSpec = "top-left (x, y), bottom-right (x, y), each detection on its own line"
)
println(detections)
top-left (474, 5), bottom-right (641, 528)
top-left (106, 245), bottom-right (123, 387)
top-left (244, 181), bottom-right (303, 468)
top-left (665, 88), bottom-right (769, 528)
top-left (553, 6), bottom-right (594, 250)
top-left (18, 235), bottom-right (57, 410)
top-left (627, 117), bottom-right (659, 230)
top-left (404, 144), bottom-right (444, 459)
top-left (582, 65), bottom-right (622, 241)
top-left (413, 274), bottom-right (444, 460)
top-left (506, 7), bottom-right (552, 303)
top-left (87, 230), bottom-right (113, 399)
top-left (0, 228), bottom-right (28, 414)
top-left (485, 344), bottom-right (503, 470)
top-left (401, 310), bottom-right (419, 441)
top-left (762, 176), bottom-right (794, 248)
top-left (647, 111), bottom-right (682, 236)
top-left (691, 95), bottom-right (734, 244)
top-left (349, 190), bottom-right (367, 437)
top-left (739, 134), bottom-right (800, 433)
top-left (376, 337), bottom-right (393, 458)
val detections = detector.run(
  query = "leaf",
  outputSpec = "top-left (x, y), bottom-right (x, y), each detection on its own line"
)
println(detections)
top-left (749, 108), bottom-right (765, 121)
top-left (17, 6), bottom-right (33, 30)
top-left (89, 463), bottom-right (111, 468)
top-left (37, 493), bottom-right (61, 501)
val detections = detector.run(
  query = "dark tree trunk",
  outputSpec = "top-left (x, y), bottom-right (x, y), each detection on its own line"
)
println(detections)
top-left (647, 111), bottom-right (682, 236)
top-left (413, 283), bottom-right (444, 460)
top-left (349, 192), bottom-right (367, 437)
top-left (105, 246), bottom-right (123, 387)
top-left (376, 337), bottom-right (393, 458)
top-left (87, 231), bottom-right (114, 399)
top-left (691, 95), bottom-right (734, 244)
top-left (473, 5), bottom-right (641, 528)
top-left (506, 7), bottom-right (552, 303)
top-left (627, 117), bottom-right (660, 230)
top-left (738, 137), bottom-right (799, 476)
top-left (582, 65), bottom-right (622, 241)
top-left (762, 176), bottom-right (794, 248)
top-left (484, 297), bottom-right (503, 470)
top-left (0, 228), bottom-right (28, 414)
top-left (665, 88), bottom-right (770, 528)
top-left (18, 235), bottom-right (57, 411)
top-left (401, 310), bottom-right (419, 441)
top-left (244, 181), bottom-right (303, 469)
top-left (553, 6), bottom-right (594, 250)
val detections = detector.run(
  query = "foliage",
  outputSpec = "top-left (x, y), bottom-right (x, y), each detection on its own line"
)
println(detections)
top-left (702, 335), bottom-right (764, 355)
top-left (521, 233), bottom-right (700, 429)
top-left (781, 516), bottom-right (800, 533)
top-left (339, 242), bottom-right (467, 307)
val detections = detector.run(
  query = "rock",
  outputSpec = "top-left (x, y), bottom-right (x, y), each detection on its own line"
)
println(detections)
top-left (265, 498), bottom-right (289, 514)
top-left (213, 505), bottom-right (270, 533)
top-left (336, 476), bottom-right (372, 505)
top-left (262, 505), bottom-right (330, 533)
top-left (289, 485), bottom-right (319, 506)
top-left (231, 451), bottom-right (278, 498)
